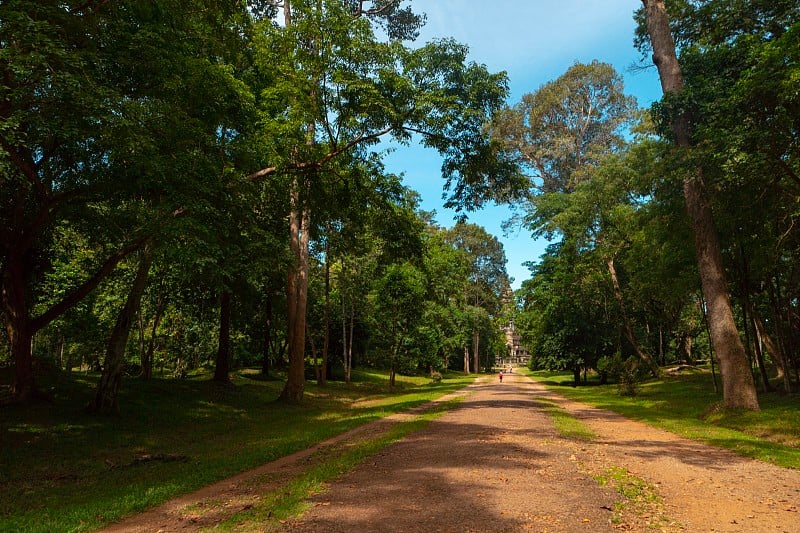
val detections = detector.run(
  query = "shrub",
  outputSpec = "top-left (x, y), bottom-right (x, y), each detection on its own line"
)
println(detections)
top-left (618, 357), bottom-right (644, 397)
top-left (597, 352), bottom-right (644, 396)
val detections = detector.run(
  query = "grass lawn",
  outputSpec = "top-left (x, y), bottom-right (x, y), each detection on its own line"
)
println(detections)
top-left (525, 367), bottom-right (800, 470)
top-left (0, 367), bottom-right (475, 533)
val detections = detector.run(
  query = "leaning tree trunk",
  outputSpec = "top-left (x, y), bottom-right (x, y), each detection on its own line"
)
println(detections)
top-left (753, 312), bottom-right (792, 393)
top-left (641, 0), bottom-right (759, 410)
top-left (91, 245), bottom-right (153, 414)
top-left (213, 290), bottom-right (232, 383)
top-left (607, 256), bottom-right (659, 375)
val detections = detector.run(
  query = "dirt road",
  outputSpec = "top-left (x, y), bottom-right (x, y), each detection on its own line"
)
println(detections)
top-left (103, 372), bottom-right (800, 532)
top-left (284, 373), bottom-right (800, 532)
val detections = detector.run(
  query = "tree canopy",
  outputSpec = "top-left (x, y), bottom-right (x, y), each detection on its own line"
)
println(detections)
top-left (3, 0), bottom-right (798, 415)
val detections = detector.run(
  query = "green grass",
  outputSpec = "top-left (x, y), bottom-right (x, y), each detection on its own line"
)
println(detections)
top-left (526, 368), bottom-right (800, 469)
top-left (0, 368), bottom-right (474, 533)
top-left (593, 466), bottom-right (670, 528)
top-left (538, 398), bottom-right (596, 441)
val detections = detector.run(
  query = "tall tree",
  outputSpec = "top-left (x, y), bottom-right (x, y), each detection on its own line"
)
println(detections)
top-left (248, 0), bottom-right (510, 402)
top-left (444, 222), bottom-right (509, 373)
top-left (641, 1), bottom-right (800, 391)
top-left (369, 261), bottom-right (427, 386)
top-left (491, 61), bottom-right (658, 373)
top-left (639, 0), bottom-right (759, 410)
top-left (90, 244), bottom-right (153, 413)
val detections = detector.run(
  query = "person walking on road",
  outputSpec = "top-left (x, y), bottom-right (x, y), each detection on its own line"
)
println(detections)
top-left (499, 370), bottom-right (503, 383)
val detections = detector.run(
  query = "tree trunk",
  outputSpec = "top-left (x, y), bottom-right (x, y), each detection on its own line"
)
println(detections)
top-left (341, 293), bottom-right (355, 385)
top-left (58, 333), bottom-right (67, 372)
top-left (8, 319), bottom-right (35, 402)
top-left (753, 312), bottom-right (792, 393)
top-left (3, 241), bottom-right (37, 402)
top-left (90, 246), bottom-right (154, 413)
top-left (280, 183), bottom-right (310, 403)
top-left (262, 298), bottom-right (273, 376)
top-left (390, 345), bottom-right (398, 387)
top-left (341, 293), bottom-right (348, 384)
top-left (607, 256), bottom-right (658, 375)
top-left (641, 0), bottom-right (759, 410)
top-left (700, 295), bottom-right (719, 393)
top-left (137, 311), bottom-right (146, 375)
top-left (319, 240), bottom-right (331, 386)
top-left (140, 284), bottom-right (166, 381)
top-left (309, 329), bottom-right (320, 382)
top-left (737, 239), bottom-right (771, 392)
top-left (472, 330), bottom-right (480, 374)
top-left (751, 318), bottom-right (772, 393)
top-left (463, 345), bottom-right (470, 374)
top-left (769, 275), bottom-right (798, 385)
top-left (346, 301), bottom-right (355, 384)
top-left (213, 290), bottom-right (232, 383)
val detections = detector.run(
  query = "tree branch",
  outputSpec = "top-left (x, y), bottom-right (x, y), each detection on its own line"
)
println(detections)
top-left (247, 125), bottom-right (397, 183)
top-left (776, 158), bottom-right (800, 189)
top-left (31, 207), bottom-right (187, 331)
top-left (2, 142), bottom-right (47, 198)
top-left (355, 0), bottom-right (398, 17)
top-left (69, 0), bottom-right (111, 15)
top-left (32, 236), bottom-right (150, 331)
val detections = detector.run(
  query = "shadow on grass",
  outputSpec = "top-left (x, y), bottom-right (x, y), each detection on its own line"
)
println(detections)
top-left (0, 366), bottom-right (476, 532)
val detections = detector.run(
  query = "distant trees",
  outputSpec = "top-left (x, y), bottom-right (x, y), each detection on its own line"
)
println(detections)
top-left (491, 61), bottom-right (659, 376)
top-left (516, 243), bottom-right (617, 384)
top-left (443, 223), bottom-right (510, 373)
top-left (502, 2), bottom-right (799, 407)
top-left (242, 0), bottom-right (510, 402)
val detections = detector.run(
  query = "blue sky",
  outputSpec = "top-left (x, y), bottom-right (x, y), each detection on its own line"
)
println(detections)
top-left (381, 0), bottom-right (663, 290)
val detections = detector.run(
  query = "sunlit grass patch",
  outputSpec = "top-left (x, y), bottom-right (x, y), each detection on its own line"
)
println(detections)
top-left (593, 466), bottom-right (673, 528)
top-left (537, 398), bottom-right (596, 442)
top-left (528, 369), bottom-right (800, 469)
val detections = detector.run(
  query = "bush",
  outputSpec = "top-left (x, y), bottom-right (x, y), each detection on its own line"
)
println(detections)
top-left (597, 352), bottom-right (624, 384)
top-left (618, 357), bottom-right (645, 397)
top-left (597, 352), bottom-right (644, 396)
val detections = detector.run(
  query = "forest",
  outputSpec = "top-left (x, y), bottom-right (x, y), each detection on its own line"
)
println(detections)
top-left (2, 0), bottom-right (800, 417)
